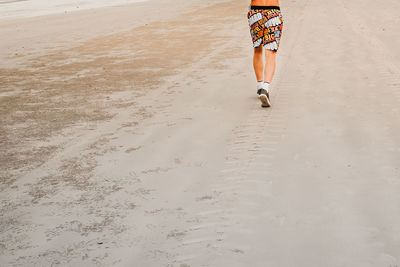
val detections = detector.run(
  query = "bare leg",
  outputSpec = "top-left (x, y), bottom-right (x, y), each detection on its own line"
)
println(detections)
top-left (264, 49), bottom-right (277, 83)
top-left (253, 46), bottom-right (264, 81)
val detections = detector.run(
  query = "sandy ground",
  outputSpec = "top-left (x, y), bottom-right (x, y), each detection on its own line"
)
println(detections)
top-left (0, 0), bottom-right (148, 19)
top-left (1, 0), bottom-right (400, 266)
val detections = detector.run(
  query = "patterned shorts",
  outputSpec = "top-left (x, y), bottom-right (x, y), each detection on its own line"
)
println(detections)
top-left (247, 6), bottom-right (283, 51)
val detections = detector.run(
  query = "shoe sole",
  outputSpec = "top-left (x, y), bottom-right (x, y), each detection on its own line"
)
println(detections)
top-left (259, 94), bottom-right (271, 108)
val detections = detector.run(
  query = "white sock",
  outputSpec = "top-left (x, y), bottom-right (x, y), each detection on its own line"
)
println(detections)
top-left (263, 82), bottom-right (270, 93)
top-left (257, 81), bottom-right (264, 90)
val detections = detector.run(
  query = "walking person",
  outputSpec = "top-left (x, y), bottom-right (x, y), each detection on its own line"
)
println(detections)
top-left (248, 0), bottom-right (283, 107)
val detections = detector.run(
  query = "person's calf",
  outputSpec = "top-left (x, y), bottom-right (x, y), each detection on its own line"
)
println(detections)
top-left (264, 49), bottom-right (277, 83)
top-left (253, 46), bottom-right (264, 81)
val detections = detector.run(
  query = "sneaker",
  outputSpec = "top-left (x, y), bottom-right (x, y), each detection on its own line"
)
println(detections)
top-left (257, 88), bottom-right (271, 108)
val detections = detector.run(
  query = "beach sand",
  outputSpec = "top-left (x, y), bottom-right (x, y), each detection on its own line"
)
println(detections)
top-left (0, 0), bottom-right (148, 19)
top-left (1, 0), bottom-right (400, 266)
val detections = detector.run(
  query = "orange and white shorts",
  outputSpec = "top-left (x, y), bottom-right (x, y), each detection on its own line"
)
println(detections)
top-left (247, 6), bottom-right (283, 51)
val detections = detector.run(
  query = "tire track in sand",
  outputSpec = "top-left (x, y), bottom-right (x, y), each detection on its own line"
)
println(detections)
top-left (169, 1), bottom-right (313, 265)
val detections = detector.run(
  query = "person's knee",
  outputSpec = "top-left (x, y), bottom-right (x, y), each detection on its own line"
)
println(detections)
top-left (265, 50), bottom-right (277, 62)
top-left (265, 49), bottom-right (277, 56)
top-left (254, 46), bottom-right (263, 55)
top-left (266, 50), bottom-right (277, 57)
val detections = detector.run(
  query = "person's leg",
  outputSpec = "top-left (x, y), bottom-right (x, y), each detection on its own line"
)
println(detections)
top-left (254, 46), bottom-right (271, 107)
top-left (264, 49), bottom-right (277, 84)
top-left (258, 48), bottom-right (276, 107)
top-left (253, 46), bottom-right (264, 82)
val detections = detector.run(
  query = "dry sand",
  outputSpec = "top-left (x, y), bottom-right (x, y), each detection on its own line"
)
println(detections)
top-left (1, 0), bottom-right (400, 266)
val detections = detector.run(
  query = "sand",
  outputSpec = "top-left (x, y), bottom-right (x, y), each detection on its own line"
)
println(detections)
top-left (0, 0), bottom-right (149, 19)
top-left (1, 0), bottom-right (400, 266)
